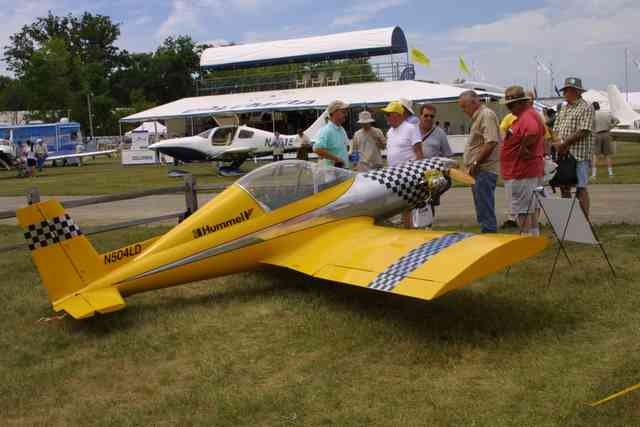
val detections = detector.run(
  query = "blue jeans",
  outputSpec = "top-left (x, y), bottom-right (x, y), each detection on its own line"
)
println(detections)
top-left (472, 170), bottom-right (497, 233)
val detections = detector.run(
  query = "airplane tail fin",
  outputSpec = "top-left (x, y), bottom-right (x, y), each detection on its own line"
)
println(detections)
top-left (304, 109), bottom-right (330, 141)
top-left (16, 199), bottom-right (125, 318)
top-left (607, 84), bottom-right (640, 128)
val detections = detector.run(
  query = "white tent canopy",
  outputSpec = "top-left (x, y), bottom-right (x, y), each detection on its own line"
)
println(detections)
top-left (125, 121), bottom-right (167, 135)
top-left (200, 27), bottom-right (407, 70)
top-left (121, 80), bottom-right (500, 123)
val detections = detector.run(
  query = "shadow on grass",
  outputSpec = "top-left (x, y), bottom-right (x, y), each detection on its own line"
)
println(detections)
top-left (66, 267), bottom-right (582, 350)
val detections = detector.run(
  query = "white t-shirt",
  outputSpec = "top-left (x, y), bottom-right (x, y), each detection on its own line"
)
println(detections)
top-left (386, 120), bottom-right (422, 166)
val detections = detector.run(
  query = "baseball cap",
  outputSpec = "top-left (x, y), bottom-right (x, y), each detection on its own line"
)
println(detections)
top-left (381, 101), bottom-right (404, 115)
top-left (398, 98), bottom-right (415, 115)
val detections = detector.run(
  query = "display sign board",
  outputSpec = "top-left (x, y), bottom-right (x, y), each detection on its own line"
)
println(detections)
top-left (130, 131), bottom-right (150, 149)
top-left (538, 197), bottom-right (598, 245)
top-left (121, 149), bottom-right (158, 165)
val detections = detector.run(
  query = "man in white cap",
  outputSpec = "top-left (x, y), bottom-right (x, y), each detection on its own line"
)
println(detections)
top-left (399, 98), bottom-right (419, 125)
top-left (351, 110), bottom-right (385, 172)
top-left (314, 100), bottom-right (350, 168)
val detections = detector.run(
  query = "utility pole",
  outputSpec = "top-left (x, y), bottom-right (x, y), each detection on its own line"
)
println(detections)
top-left (625, 48), bottom-right (630, 102)
top-left (86, 92), bottom-right (94, 141)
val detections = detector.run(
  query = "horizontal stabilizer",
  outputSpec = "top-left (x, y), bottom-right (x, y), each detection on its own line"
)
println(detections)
top-left (54, 288), bottom-right (126, 319)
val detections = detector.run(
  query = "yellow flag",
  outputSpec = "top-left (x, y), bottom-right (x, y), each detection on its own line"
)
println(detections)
top-left (410, 48), bottom-right (431, 66)
top-left (459, 56), bottom-right (471, 76)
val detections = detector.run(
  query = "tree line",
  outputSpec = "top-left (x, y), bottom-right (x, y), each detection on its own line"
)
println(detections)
top-left (1, 11), bottom-right (378, 137)
top-left (1, 12), bottom-right (207, 135)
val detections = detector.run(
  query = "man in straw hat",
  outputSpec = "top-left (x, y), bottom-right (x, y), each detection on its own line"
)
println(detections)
top-left (459, 90), bottom-right (500, 233)
top-left (500, 85), bottom-right (545, 235)
top-left (351, 110), bottom-right (386, 172)
top-left (314, 100), bottom-right (350, 168)
top-left (552, 77), bottom-right (595, 218)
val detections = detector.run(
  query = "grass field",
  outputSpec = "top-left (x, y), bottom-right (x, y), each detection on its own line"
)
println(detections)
top-left (1, 223), bottom-right (639, 426)
top-left (0, 141), bottom-right (639, 196)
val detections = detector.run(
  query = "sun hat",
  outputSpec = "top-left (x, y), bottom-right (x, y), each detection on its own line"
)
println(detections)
top-left (357, 110), bottom-right (375, 124)
top-left (327, 100), bottom-right (350, 115)
top-left (560, 77), bottom-right (586, 93)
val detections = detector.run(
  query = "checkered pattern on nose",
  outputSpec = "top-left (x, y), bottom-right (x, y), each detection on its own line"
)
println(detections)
top-left (363, 158), bottom-right (449, 207)
top-left (368, 232), bottom-right (473, 292)
top-left (24, 214), bottom-right (82, 251)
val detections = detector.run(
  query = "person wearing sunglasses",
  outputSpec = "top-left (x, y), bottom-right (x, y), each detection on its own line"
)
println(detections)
top-left (418, 103), bottom-right (452, 159)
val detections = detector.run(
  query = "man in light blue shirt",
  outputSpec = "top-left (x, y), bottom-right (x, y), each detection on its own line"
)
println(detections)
top-left (314, 100), bottom-right (350, 168)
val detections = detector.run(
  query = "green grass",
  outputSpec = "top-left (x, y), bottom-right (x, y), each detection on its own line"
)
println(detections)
top-left (0, 158), bottom-right (247, 196)
top-left (0, 141), bottom-right (639, 196)
top-left (1, 224), bottom-right (640, 426)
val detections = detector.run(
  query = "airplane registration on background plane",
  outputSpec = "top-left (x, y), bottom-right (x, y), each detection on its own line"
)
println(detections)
top-left (17, 158), bottom-right (548, 320)
top-left (148, 110), bottom-right (328, 174)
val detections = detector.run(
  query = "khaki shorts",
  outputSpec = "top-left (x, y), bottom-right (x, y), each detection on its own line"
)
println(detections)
top-left (593, 132), bottom-right (616, 155)
top-left (511, 177), bottom-right (538, 215)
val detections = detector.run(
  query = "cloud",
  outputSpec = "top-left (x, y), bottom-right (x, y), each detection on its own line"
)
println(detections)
top-left (410, 1), bottom-right (640, 92)
top-left (155, 0), bottom-right (275, 41)
top-left (332, 0), bottom-right (405, 27)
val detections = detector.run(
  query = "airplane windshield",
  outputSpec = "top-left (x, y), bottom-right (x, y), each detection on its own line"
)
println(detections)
top-left (236, 160), bottom-right (354, 211)
top-left (197, 129), bottom-right (213, 139)
top-left (211, 127), bottom-right (237, 146)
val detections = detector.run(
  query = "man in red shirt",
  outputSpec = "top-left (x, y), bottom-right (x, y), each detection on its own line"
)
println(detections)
top-left (500, 86), bottom-right (545, 235)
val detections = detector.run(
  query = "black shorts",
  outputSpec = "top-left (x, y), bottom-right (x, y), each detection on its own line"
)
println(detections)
top-left (27, 159), bottom-right (36, 167)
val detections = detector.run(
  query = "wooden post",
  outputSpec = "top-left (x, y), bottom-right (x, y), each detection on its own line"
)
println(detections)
top-left (27, 188), bottom-right (40, 205)
top-left (182, 174), bottom-right (198, 221)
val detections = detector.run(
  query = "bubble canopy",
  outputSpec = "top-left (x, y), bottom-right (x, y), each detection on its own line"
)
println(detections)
top-left (236, 160), bottom-right (354, 211)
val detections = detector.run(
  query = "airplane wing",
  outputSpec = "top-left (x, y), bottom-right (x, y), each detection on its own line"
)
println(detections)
top-left (261, 217), bottom-right (547, 301)
top-left (46, 149), bottom-right (119, 161)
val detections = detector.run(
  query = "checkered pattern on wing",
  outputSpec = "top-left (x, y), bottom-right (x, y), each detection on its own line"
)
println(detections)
top-left (363, 158), bottom-right (449, 208)
top-left (24, 214), bottom-right (82, 251)
top-left (368, 232), bottom-right (473, 292)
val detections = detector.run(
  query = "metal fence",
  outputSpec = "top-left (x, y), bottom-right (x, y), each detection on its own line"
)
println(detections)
top-left (197, 62), bottom-right (415, 96)
top-left (0, 175), bottom-right (228, 253)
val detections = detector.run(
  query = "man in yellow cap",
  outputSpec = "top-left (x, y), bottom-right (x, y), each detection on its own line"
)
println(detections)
top-left (382, 100), bottom-right (423, 167)
top-left (314, 100), bottom-right (350, 168)
top-left (382, 100), bottom-right (424, 227)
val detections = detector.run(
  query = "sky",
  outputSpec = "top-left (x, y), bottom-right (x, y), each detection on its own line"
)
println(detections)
top-left (1, 0), bottom-right (640, 94)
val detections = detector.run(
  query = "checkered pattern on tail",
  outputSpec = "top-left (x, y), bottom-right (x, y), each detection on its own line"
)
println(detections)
top-left (24, 214), bottom-right (82, 251)
top-left (362, 158), bottom-right (450, 208)
top-left (368, 232), bottom-right (473, 292)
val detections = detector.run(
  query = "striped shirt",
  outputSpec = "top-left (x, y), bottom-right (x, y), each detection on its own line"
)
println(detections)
top-left (553, 98), bottom-right (594, 161)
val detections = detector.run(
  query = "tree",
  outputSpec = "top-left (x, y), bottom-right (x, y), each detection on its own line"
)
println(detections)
top-left (21, 38), bottom-right (73, 119)
top-left (148, 36), bottom-right (201, 103)
top-left (4, 12), bottom-right (120, 78)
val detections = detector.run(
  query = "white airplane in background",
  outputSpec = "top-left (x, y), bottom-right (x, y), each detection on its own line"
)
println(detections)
top-left (0, 136), bottom-right (118, 170)
top-left (148, 110), bottom-right (328, 175)
top-left (607, 84), bottom-right (640, 141)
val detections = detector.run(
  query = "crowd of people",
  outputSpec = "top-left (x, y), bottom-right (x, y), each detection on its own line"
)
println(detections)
top-left (15, 138), bottom-right (48, 177)
top-left (308, 75), bottom-right (605, 234)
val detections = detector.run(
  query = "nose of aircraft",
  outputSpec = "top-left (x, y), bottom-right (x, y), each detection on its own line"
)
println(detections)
top-left (362, 158), bottom-right (456, 209)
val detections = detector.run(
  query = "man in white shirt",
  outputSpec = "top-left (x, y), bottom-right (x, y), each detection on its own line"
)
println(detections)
top-left (272, 132), bottom-right (284, 161)
top-left (382, 101), bottom-right (423, 167)
top-left (382, 101), bottom-right (424, 227)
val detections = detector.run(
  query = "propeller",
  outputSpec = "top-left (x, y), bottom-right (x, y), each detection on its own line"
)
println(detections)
top-left (448, 168), bottom-right (476, 185)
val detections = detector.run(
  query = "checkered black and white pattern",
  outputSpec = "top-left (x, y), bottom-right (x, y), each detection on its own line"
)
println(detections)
top-left (363, 158), bottom-right (450, 208)
top-left (368, 232), bottom-right (473, 292)
top-left (24, 214), bottom-right (82, 251)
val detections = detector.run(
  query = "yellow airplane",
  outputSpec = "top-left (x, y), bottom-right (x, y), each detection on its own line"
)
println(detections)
top-left (17, 158), bottom-right (548, 320)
